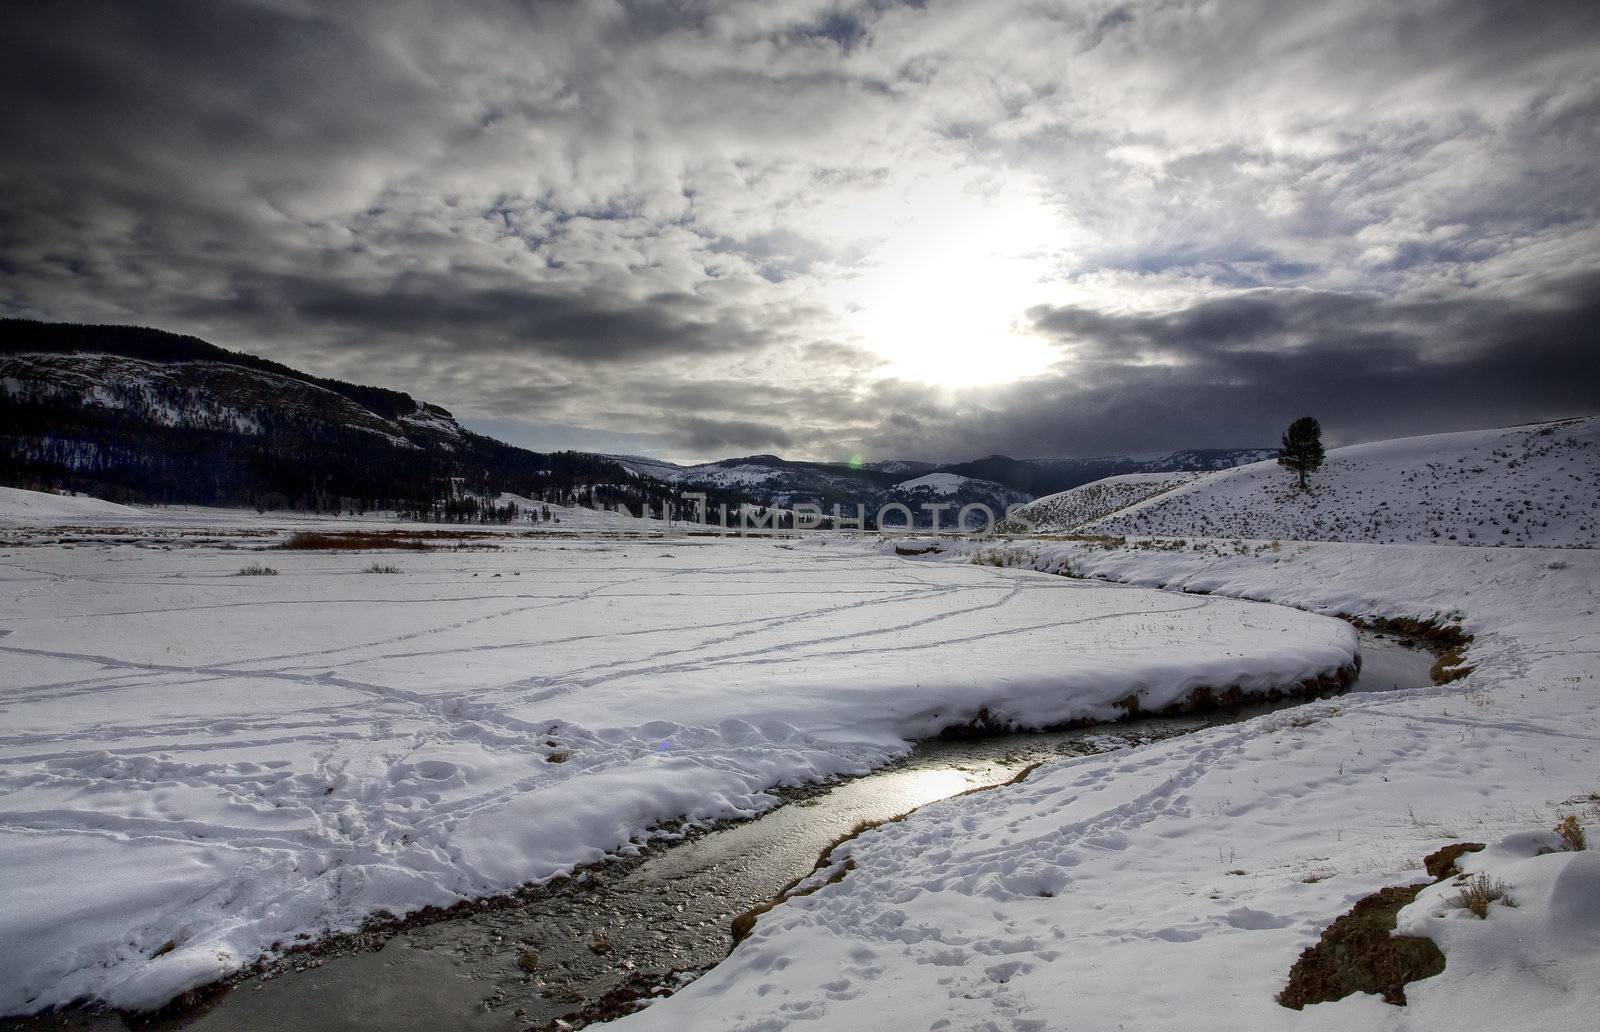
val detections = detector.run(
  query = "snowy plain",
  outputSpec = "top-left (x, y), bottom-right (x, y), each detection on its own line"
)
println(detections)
top-left (0, 500), bottom-right (1356, 1016)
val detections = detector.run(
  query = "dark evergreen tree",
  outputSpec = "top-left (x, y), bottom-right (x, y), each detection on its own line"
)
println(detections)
top-left (1277, 416), bottom-right (1325, 491)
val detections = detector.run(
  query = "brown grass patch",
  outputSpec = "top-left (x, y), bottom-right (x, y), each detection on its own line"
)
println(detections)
top-left (1428, 648), bottom-right (1475, 684)
top-left (276, 529), bottom-right (503, 551)
top-left (1422, 841), bottom-right (1484, 880)
top-left (1278, 883), bottom-right (1445, 1008)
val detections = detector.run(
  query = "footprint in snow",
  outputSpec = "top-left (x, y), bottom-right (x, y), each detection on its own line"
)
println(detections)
top-left (1222, 907), bottom-right (1294, 930)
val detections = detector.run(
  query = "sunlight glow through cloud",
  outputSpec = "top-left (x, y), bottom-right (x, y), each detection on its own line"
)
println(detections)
top-left (825, 171), bottom-right (1066, 385)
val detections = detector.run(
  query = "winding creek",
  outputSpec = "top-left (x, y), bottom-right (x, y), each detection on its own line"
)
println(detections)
top-left (10, 632), bottom-right (1437, 1032)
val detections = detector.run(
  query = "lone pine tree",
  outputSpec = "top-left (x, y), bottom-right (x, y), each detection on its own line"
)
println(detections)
top-left (1278, 416), bottom-right (1325, 491)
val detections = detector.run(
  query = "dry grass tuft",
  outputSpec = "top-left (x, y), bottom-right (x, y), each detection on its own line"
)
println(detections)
top-left (1429, 646), bottom-right (1475, 684)
top-left (362, 562), bottom-right (402, 574)
top-left (1453, 873), bottom-right (1514, 918)
top-left (1554, 814), bottom-right (1587, 852)
top-left (235, 563), bottom-right (279, 576)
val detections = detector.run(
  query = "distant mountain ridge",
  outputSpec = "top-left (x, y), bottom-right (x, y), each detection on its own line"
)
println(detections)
top-left (0, 318), bottom-right (751, 515)
top-left (605, 447), bottom-right (1274, 520)
top-left (603, 453), bottom-right (1025, 524)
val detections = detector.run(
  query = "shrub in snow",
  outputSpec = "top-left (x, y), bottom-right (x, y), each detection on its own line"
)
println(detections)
top-left (1453, 873), bottom-right (1515, 918)
top-left (1554, 814), bottom-right (1587, 852)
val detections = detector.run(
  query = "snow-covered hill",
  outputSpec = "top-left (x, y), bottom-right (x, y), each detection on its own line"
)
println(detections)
top-left (1077, 417), bottom-right (1599, 546)
top-left (1001, 471), bottom-right (1203, 533)
top-left (892, 471), bottom-right (970, 493)
top-left (602, 454), bottom-right (690, 483)
top-left (863, 459), bottom-right (938, 476)
top-left (892, 471), bottom-right (1031, 522)
top-left (2, 351), bottom-right (441, 449)
top-left (0, 485), bottom-right (147, 525)
top-left (1, 320), bottom-right (675, 514)
top-left (945, 449), bottom-right (1275, 496)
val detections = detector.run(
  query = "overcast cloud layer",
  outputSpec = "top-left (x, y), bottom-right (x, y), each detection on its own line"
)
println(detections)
top-left (4, 0), bottom-right (1598, 461)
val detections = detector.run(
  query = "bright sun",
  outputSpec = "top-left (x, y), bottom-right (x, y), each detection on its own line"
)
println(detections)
top-left (825, 171), bottom-right (1066, 387)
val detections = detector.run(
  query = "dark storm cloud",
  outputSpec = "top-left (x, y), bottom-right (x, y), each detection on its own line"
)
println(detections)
top-left (668, 416), bottom-right (800, 454)
top-left (3, 0), bottom-right (1599, 461)
top-left (175, 271), bottom-right (771, 363)
top-left (1028, 275), bottom-right (1600, 383)
top-left (849, 275), bottom-right (1600, 460)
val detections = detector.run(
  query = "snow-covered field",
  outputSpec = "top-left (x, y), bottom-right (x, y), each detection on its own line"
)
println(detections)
top-left (0, 505), bottom-right (1355, 1016)
top-left (5, 417), bottom-right (1598, 1031)
top-left (1080, 416), bottom-right (1600, 546)
top-left (618, 537), bottom-right (1600, 1032)
top-left (0, 488), bottom-right (666, 537)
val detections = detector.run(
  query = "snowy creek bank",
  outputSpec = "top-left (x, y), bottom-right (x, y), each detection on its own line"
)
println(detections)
top-left (2, 634), bottom-right (1434, 1032)
top-left (607, 538), bottom-right (1598, 1032)
top-left (0, 534), bottom-right (1364, 1016)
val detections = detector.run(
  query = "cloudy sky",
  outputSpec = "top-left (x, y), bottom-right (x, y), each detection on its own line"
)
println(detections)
top-left (4, 0), bottom-right (1598, 462)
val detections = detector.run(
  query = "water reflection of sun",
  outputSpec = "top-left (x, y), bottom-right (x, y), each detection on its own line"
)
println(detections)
top-left (891, 768), bottom-right (982, 810)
